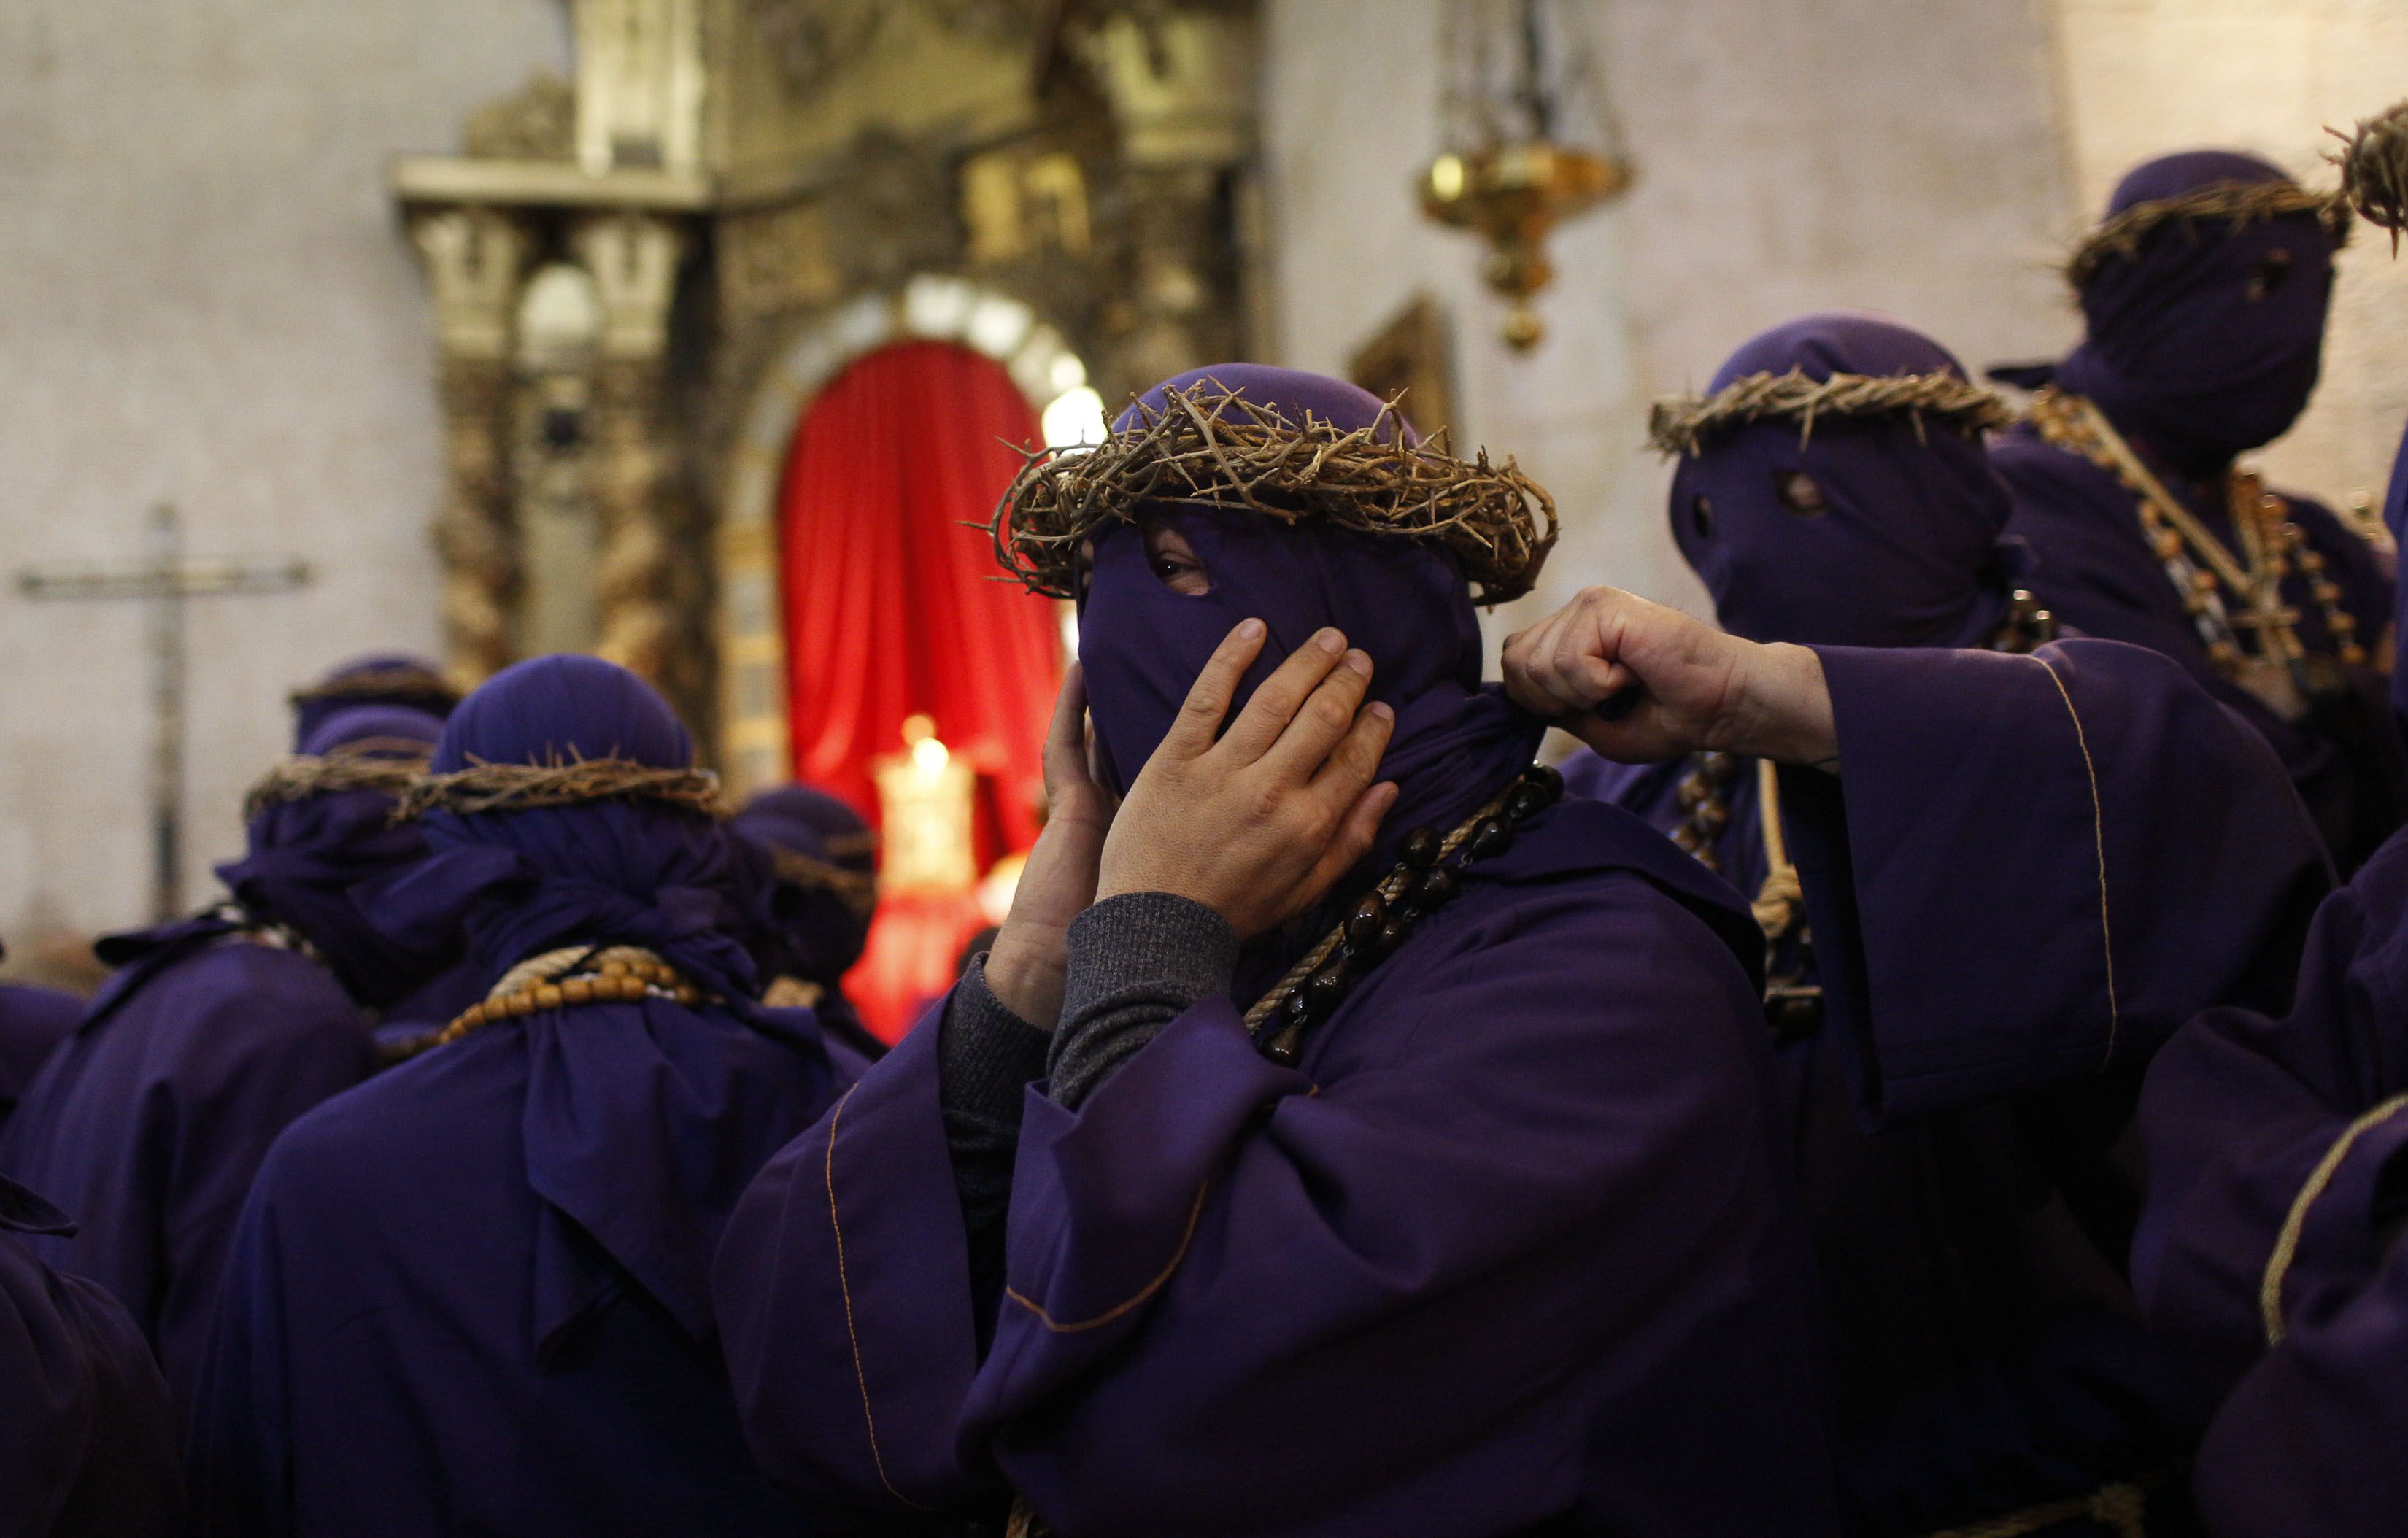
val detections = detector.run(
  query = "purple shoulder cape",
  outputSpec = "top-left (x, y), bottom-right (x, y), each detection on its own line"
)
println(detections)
top-left (0, 1175), bottom-right (182, 1537)
top-left (715, 796), bottom-right (1837, 1537)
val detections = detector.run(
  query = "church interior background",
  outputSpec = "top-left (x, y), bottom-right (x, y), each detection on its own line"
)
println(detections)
top-left (5, 0), bottom-right (2407, 1036)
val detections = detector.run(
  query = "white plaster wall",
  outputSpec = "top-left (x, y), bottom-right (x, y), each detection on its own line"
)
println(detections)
top-left (1260, 0), bottom-right (2074, 640)
top-left (2051, 0), bottom-right (2408, 518)
top-left (0, 2), bottom-right (568, 973)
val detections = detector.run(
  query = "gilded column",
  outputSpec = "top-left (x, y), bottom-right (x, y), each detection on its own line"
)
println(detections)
top-left (572, 210), bottom-right (688, 687)
top-left (411, 207), bottom-right (533, 686)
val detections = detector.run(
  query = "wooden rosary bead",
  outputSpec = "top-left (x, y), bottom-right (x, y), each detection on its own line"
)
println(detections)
top-left (1264, 1029), bottom-right (1301, 1067)
top-left (1404, 865), bottom-right (1458, 916)
top-left (1466, 816), bottom-right (1513, 862)
top-left (1521, 762), bottom-right (1563, 799)
top-left (1344, 894), bottom-right (1386, 951)
top-left (1376, 917), bottom-right (1408, 955)
top-left (1505, 781), bottom-right (1550, 822)
top-left (1400, 827), bottom-right (1442, 867)
top-left (560, 978), bottom-right (593, 1006)
top-left (1301, 965), bottom-right (1349, 1021)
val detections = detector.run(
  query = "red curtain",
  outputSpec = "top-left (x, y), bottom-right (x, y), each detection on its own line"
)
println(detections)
top-left (779, 340), bottom-right (1062, 1041)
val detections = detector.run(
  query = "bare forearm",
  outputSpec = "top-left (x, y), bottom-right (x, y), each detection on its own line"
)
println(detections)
top-left (1724, 643), bottom-right (1840, 772)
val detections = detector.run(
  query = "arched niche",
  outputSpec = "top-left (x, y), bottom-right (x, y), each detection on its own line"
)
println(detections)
top-left (715, 275), bottom-right (1102, 796)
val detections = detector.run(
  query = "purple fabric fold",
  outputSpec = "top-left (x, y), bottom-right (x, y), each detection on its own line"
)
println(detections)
top-left (2134, 823), bottom-right (2408, 1537)
top-left (1785, 639), bottom-right (2326, 1121)
top-left (713, 1012), bottom-right (988, 1519)
top-left (0, 1173), bottom-right (182, 1537)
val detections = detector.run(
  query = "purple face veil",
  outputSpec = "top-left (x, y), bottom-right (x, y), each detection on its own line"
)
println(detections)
top-left (204, 704), bottom-right (449, 1009)
top-left (289, 652), bottom-right (458, 749)
top-left (1670, 314), bottom-right (2021, 649)
top-left (2051, 151), bottom-right (2338, 474)
top-left (366, 654), bottom-right (758, 1004)
top-left (1077, 366), bottom-right (1544, 882)
top-left (730, 785), bottom-right (876, 986)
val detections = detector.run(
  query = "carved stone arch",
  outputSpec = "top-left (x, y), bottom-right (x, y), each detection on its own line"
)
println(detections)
top-left (714, 274), bottom-right (1097, 797)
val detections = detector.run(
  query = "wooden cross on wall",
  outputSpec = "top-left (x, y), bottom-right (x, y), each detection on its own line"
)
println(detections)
top-left (18, 504), bottom-right (311, 923)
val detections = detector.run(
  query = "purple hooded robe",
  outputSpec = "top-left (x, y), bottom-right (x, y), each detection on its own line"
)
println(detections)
top-left (1570, 316), bottom-right (2187, 1533)
top-left (2118, 414), bottom-right (2408, 1537)
top-left (187, 655), bottom-right (849, 1538)
top-left (714, 366), bottom-right (1837, 1537)
top-left (0, 1174), bottom-right (182, 1537)
top-left (1988, 150), bottom-right (2399, 871)
top-left (0, 706), bottom-right (452, 1421)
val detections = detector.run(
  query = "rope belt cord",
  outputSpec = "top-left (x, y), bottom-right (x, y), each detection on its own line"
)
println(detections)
top-left (1923, 1477), bottom-right (2152, 1538)
top-left (2260, 1089), bottom-right (2408, 1345)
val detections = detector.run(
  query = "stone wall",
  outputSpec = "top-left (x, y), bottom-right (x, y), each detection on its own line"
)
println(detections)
top-left (0, 1), bottom-right (567, 975)
top-left (1260, 0), bottom-right (2075, 637)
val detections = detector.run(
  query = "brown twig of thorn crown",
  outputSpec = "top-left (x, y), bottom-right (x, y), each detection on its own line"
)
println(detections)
top-left (242, 738), bottom-right (436, 819)
top-left (2064, 179), bottom-right (2351, 290)
top-left (1648, 369), bottom-right (2015, 458)
top-left (986, 384), bottom-right (1559, 606)
top-left (393, 754), bottom-right (723, 820)
top-left (2332, 99), bottom-right (2408, 250)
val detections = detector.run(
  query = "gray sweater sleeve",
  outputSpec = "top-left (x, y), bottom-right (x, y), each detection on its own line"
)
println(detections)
top-left (938, 954), bottom-right (1053, 1246)
top-left (1048, 892), bottom-right (1240, 1110)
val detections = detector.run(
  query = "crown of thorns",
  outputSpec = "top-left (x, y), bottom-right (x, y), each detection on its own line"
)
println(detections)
top-left (2331, 99), bottom-right (2408, 248)
top-left (1648, 368), bottom-right (2015, 457)
top-left (987, 384), bottom-right (1559, 605)
top-left (242, 737), bottom-right (436, 819)
top-left (393, 754), bottom-right (723, 820)
top-left (289, 665), bottom-right (463, 714)
top-left (2065, 179), bottom-right (2351, 288)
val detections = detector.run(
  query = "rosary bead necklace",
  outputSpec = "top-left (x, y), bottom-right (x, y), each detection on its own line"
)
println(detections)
top-left (1243, 762), bottom-right (1564, 1066)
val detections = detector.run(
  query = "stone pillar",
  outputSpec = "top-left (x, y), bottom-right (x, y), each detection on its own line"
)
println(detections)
top-left (411, 207), bottom-right (533, 686)
top-left (571, 210), bottom-right (688, 687)
top-left (1087, 8), bottom-right (1259, 395)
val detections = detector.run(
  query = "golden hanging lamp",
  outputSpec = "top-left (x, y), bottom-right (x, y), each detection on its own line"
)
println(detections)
top-left (1420, 0), bottom-right (1633, 350)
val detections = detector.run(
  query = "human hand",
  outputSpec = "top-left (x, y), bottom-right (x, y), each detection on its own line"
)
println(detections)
top-left (1095, 620), bottom-right (1399, 941)
top-left (1502, 586), bottom-right (1839, 770)
top-left (984, 665), bottom-right (1116, 1027)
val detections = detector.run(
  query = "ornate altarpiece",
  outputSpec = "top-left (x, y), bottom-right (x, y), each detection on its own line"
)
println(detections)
top-left (393, 0), bottom-right (1261, 796)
